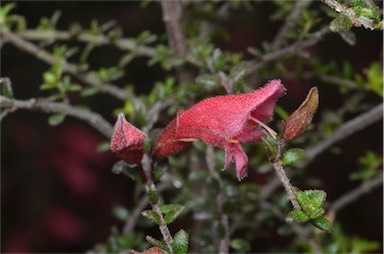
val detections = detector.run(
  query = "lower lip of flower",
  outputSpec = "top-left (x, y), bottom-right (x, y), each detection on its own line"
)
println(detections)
top-left (249, 116), bottom-right (277, 139)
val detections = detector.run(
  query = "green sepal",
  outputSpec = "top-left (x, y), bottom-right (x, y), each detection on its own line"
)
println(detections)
top-left (310, 216), bottom-right (333, 233)
top-left (286, 210), bottom-right (310, 223)
top-left (172, 229), bottom-right (189, 254)
top-left (282, 148), bottom-right (305, 166)
top-left (141, 210), bottom-right (161, 225)
top-left (160, 204), bottom-right (185, 225)
top-left (262, 135), bottom-right (279, 161)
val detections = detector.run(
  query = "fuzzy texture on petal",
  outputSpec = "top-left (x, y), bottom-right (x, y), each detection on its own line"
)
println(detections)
top-left (152, 110), bottom-right (193, 158)
top-left (176, 80), bottom-right (286, 147)
top-left (110, 113), bottom-right (146, 164)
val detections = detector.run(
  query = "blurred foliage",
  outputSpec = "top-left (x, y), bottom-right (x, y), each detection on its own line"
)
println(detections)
top-left (1, 0), bottom-right (382, 253)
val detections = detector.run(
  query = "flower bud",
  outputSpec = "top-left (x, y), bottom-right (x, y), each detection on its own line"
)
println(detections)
top-left (282, 87), bottom-right (319, 141)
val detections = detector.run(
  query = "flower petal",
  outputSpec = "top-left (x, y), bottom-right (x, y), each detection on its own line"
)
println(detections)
top-left (229, 143), bottom-right (249, 181)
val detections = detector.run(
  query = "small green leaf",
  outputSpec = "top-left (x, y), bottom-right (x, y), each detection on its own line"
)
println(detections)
top-left (286, 210), bottom-right (310, 223)
top-left (43, 72), bottom-right (57, 85)
top-left (113, 205), bottom-right (129, 222)
top-left (48, 113), bottom-right (66, 126)
top-left (330, 15), bottom-right (353, 32)
top-left (282, 148), bottom-right (305, 166)
top-left (172, 229), bottom-right (189, 254)
top-left (141, 210), bottom-right (161, 225)
top-left (296, 190), bottom-right (326, 218)
top-left (146, 235), bottom-right (168, 252)
top-left (0, 77), bottom-right (13, 98)
top-left (96, 141), bottom-right (110, 152)
top-left (311, 216), bottom-right (333, 233)
top-left (230, 239), bottom-right (250, 252)
top-left (160, 204), bottom-right (185, 225)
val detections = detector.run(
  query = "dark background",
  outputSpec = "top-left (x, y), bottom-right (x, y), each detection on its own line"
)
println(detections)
top-left (1, 1), bottom-right (382, 253)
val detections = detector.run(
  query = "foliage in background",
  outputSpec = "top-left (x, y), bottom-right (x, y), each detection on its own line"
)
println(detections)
top-left (1, 1), bottom-right (382, 253)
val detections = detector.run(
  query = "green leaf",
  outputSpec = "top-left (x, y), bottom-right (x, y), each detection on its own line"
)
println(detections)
top-left (230, 239), bottom-right (250, 252)
top-left (113, 205), bottom-right (129, 222)
top-left (172, 229), bottom-right (189, 254)
top-left (310, 216), bottom-right (333, 233)
top-left (81, 87), bottom-right (100, 97)
top-left (282, 148), bottom-right (305, 166)
top-left (286, 210), bottom-right (310, 223)
top-left (330, 15), bottom-right (353, 32)
top-left (96, 141), bottom-right (110, 152)
top-left (141, 210), bottom-right (161, 225)
top-left (296, 190), bottom-right (326, 219)
top-left (160, 204), bottom-right (185, 225)
top-left (43, 72), bottom-right (57, 85)
top-left (145, 235), bottom-right (168, 252)
top-left (0, 77), bottom-right (13, 98)
top-left (48, 113), bottom-right (66, 126)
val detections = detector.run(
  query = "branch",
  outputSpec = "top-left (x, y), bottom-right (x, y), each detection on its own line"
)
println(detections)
top-left (322, 0), bottom-right (362, 26)
top-left (331, 172), bottom-right (383, 213)
top-left (272, 1), bottom-right (313, 49)
top-left (19, 29), bottom-right (156, 58)
top-left (206, 146), bottom-right (229, 254)
top-left (305, 103), bottom-right (383, 165)
top-left (160, 0), bottom-right (193, 84)
top-left (262, 103), bottom-right (383, 200)
top-left (248, 26), bottom-right (331, 74)
top-left (271, 142), bottom-right (301, 210)
top-left (140, 155), bottom-right (174, 254)
top-left (0, 28), bottom-right (128, 101)
top-left (122, 180), bottom-right (172, 235)
top-left (0, 95), bottom-right (113, 138)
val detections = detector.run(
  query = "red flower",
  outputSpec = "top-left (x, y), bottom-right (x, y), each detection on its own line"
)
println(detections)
top-left (152, 110), bottom-right (193, 158)
top-left (176, 80), bottom-right (285, 180)
top-left (110, 113), bottom-right (146, 165)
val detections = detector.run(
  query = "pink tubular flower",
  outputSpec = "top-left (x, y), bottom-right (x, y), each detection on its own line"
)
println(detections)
top-left (110, 113), bottom-right (146, 165)
top-left (176, 80), bottom-right (286, 180)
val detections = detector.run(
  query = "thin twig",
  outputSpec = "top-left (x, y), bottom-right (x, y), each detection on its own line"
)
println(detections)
top-left (0, 28), bottom-right (127, 101)
top-left (272, 1), bottom-right (313, 49)
top-left (332, 172), bottom-right (383, 213)
top-left (206, 146), bottom-right (229, 254)
top-left (272, 157), bottom-right (301, 210)
top-left (19, 29), bottom-right (156, 58)
top-left (140, 155), bottom-right (174, 254)
top-left (262, 103), bottom-right (382, 200)
top-left (0, 95), bottom-right (113, 138)
top-left (122, 181), bottom-right (172, 235)
top-left (305, 103), bottom-right (383, 165)
top-left (160, 0), bottom-right (193, 85)
top-left (248, 26), bottom-right (331, 74)
top-left (322, 0), bottom-right (362, 26)
top-left (142, 98), bottom-right (175, 134)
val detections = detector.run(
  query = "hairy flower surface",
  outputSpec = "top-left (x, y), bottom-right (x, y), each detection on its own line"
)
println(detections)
top-left (176, 80), bottom-right (286, 180)
top-left (110, 113), bottom-right (146, 165)
top-left (152, 110), bottom-right (193, 159)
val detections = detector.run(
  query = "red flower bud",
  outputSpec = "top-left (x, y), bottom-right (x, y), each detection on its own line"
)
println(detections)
top-left (110, 113), bottom-right (146, 165)
top-left (282, 87), bottom-right (319, 141)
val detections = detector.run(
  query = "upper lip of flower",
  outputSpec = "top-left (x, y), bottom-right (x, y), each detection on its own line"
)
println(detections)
top-left (175, 79), bottom-right (286, 145)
